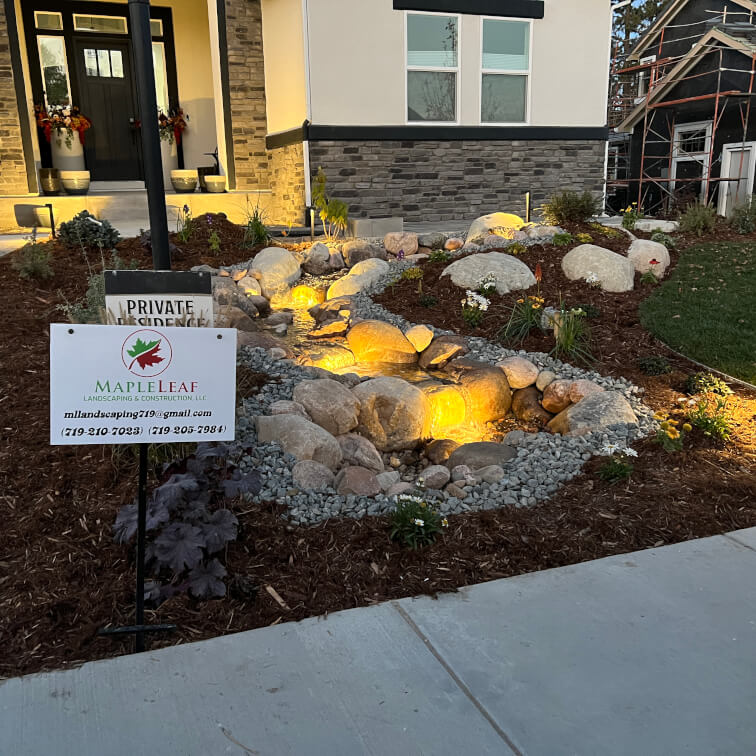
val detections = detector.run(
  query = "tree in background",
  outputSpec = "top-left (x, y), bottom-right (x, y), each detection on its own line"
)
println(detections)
top-left (612, 0), bottom-right (666, 58)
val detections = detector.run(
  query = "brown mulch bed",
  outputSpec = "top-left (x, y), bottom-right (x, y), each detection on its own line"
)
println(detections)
top-left (1, 218), bottom-right (755, 679)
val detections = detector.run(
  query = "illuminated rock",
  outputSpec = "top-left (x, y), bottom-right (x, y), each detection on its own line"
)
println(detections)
top-left (308, 320), bottom-right (348, 338)
top-left (418, 335), bottom-right (468, 370)
top-left (256, 414), bottom-right (342, 471)
top-left (289, 284), bottom-right (326, 309)
top-left (248, 247), bottom-right (301, 298)
top-left (301, 345), bottom-right (356, 371)
top-left (445, 359), bottom-right (512, 423)
top-left (292, 379), bottom-right (360, 436)
top-left (547, 392), bottom-right (638, 436)
top-left (404, 324), bottom-right (434, 352)
top-left (421, 383), bottom-right (468, 437)
top-left (466, 212), bottom-right (525, 245)
top-left (346, 320), bottom-right (418, 364)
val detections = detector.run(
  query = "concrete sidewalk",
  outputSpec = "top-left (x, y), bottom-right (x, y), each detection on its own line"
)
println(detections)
top-left (2, 529), bottom-right (756, 756)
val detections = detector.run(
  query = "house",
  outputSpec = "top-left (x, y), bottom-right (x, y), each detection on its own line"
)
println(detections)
top-left (0, 0), bottom-right (612, 230)
top-left (613, 0), bottom-right (756, 217)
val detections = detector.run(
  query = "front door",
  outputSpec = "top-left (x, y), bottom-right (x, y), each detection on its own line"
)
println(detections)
top-left (718, 142), bottom-right (756, 217)
top-left (73, 38), bottom-right (142, 181)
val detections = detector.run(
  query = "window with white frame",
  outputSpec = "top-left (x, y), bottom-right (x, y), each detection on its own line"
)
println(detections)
top-left (671, 120), bottom-right (713, 200)
top-left (481, 17), bottom-right (530, 124)
top-left (406, 12), bottom-right (459, 123)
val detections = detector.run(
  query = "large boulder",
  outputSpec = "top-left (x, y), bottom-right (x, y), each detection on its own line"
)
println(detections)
top-left (547, 391), bottom-right (639, 436)
top-left (512, 387), bottom-right (553, 427)
top-left (352, 377), bottom-right (431, 451)
top-left (327, 258), bottom-right (389, 299)
top-left (418, 335), bottom-right (469, 370)
top-left (421, 383), bottom-right (468, 437)
top-left (235, 275), bottom-right (262, 297)
top-left (341, 239), bottom-right (388, 267)
top-left (418, 231), bottom-right (446, 250)
top-left (301, 344), bottom-right (356, 371)
top-left (346, 320), bottom-right (418, 364)
top-left (466, 212), bottom-right (525, 245)
top-left (248, 247), bottom-right (301, 298)
top-left (336, 466), bottom-right (381, 497)
top-left (446, 442), bottom-right (516, 470)
top-left (444, 359), bottom-right (512, 424)
top-left (441, 252), bottom-right (536, 295)
top-left (292, 460), bottom-right (335, 491)
top-left (404, 324), bottom-right (434, 352)
top-left (627, 239), bottom-right (670, 278)
top-left (561, 244), bottom-right (635, 293)
top-left (541, 379), bottom-right (573, 414)
top-left (310, 296), bottom-right (353, 324)
top-left (292, 378), bottom-right (360, 436)
top-left (383, 231), bottom-right (419, 256)
top-left (497, 356), bottom-right (539, 389)
top-left (256, 414), bottom-right (342, 470)
top-left (303, 242), bottom-right (331, 275)
top-left (634, 219), bottom-right (679, 233)
top-left (337, 433), bottom-right (384, 473)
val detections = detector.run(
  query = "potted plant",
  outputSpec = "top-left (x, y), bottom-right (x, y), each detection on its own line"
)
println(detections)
top-left (36, 104), bottom-right (91, 172)
top-left (158, 108), bottom-right (187, 187)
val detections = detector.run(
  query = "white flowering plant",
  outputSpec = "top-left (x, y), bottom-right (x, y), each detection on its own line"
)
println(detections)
top-left (477, 272), bottom-right (498, 296)
top-left (597, 444), bottom-right (638, 484)
top-left (461, 290), bottom-right (490, 328)
top-left (585, 271), bottom-right (601, 288)
top-left (390, 494), bottom-right (448, 549)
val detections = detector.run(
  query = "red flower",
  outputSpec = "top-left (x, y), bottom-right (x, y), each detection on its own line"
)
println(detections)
top-left (535, 263), bottom-right (542, 283)
top-left (649, 259), bottom-right (660, 265)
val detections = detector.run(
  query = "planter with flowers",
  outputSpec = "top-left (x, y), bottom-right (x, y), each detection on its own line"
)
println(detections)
top-left (36, 105), bottom-right (92, 172)
top-left (158, 109), bottom-right (188, 187)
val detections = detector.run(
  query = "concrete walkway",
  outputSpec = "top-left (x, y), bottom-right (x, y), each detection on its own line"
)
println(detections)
top-left (2, 529), bottom-right (756, 756)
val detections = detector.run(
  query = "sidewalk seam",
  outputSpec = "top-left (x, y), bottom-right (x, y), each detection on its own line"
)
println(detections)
top-left (392, 601), bottom-right (523, 756)
top-left (723, 533), bottom-right (756, 553)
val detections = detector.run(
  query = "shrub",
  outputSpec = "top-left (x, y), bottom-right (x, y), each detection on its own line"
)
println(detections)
top-left (550, 305), bottom-right (592, 365)
top-left (572, 302), bottom-right (601, 319)
top-left (401, 265), bottom-right (424, 293)
top-left (419, 294), bottom-right (438, 307)
top-left (621, 203), bottom-right (642, 230)
top-left (312, 166), bottom-right (349, 239)
top-left (541, 190), bottom-right (598, 225)
top-left (590, 222), bottom-right (623, 239)
top-left (653, 411), bottom-right (687, 452)
top-left (243, 204), bottom-right (270, 247)
top-left (507, 242), bottom-right (527, 255)
top-left (728, 200), bottom-right (756, 234)
top-left (575, 232), bottom-right (593, 243)
top-left (637, 355), bottom-right (672, 375)
top-left (650, 231), bottom-right (676, 249)
top-left (390, 494), bottom-right (447, 548)
top-left (461, 290), bottom-right (490, 328)
top-left (679, 202), bottom-right (716, 236)
top-left (58, 210), bottom-right (120, 250)
top-left (499, 295), bottom-right (545, 343)
top-left (684, 371), bottom-right (733, 397)
top-left (428, 249), bottom-right (451, 263)
top-left (552, 232), bottom-right (573, 247)
top-left (12, 242), bottom-right (53, 281)
top-left (687, 397), bottom-right (732, 441)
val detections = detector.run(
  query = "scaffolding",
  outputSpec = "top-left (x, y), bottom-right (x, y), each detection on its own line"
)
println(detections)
top-left (607, 10), bottom-right (756, 215)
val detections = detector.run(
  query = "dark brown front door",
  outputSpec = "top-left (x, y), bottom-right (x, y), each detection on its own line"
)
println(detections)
top-left (73, 38), bottom-right (142, 181)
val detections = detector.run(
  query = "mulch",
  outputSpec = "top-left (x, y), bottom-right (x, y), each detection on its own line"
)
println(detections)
top-left (1, 218), bottom-right (754, 679)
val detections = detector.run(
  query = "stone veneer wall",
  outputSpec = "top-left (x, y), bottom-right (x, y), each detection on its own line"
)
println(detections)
top-left (0, 5), bottom-right (29, 195)
top-left (224, 0), bottom-right (269, 191)
top-left (308, 139), bottom-right (607, 222)
top-left (267, 142), bottom-right (306, 225)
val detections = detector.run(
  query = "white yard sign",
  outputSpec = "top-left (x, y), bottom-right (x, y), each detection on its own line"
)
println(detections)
top-left (50, 324), bottom-right (236, 445)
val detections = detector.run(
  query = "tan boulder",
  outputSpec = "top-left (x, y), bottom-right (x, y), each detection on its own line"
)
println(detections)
top-left (346, 320), bottom-right (418, 364)
top-left (497, 356), bottom-right (539, 389)
top-left (569, 379), bottom-right (605, 404)
top-left (336, 466), bottom-right (382, 497)
top-left (256, 415), bottom-right (342, 470)
top-left (292, 379), bottom-right (360, 436)
top-left (418, 335), bottom-right (468, 370)
top-left (337, 433), bottom-right (384, 473)
top-left (512, 387), bottom-right (553, 427)
top-left (547, 391), bottom-right (639, 436)
top-left (421, 383), bottom-right (468, 437)
top-left (446, 360), bottom-right (512, 424)
top-left (384, 231), bottom-right (419, 256)
top-left (541, 379), bottom-right (573, 413)
top-left (404, 324), bottom-right (434, 352)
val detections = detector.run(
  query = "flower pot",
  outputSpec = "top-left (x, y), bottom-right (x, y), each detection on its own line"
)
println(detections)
top-left (39, 168), bottom-right (61, 196)
top-left (170, 169), bottom-right (198, 193)
top-left (60, 170), bottom-right (90, 196)
top-left (160, 138), bottom-right (179, 188)
top-left (51, 130), bottom-right (86, 171)
top-left (197, 166), bottom-right (217, 192)
top-left (204, 175), bottom-right (226, 193)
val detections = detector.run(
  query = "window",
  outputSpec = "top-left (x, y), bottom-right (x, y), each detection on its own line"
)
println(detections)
top-left (673, 122), bottom-right (712, 157)
top-left (73, 14), bottom-right (128, 34)
top-left (152, 43), bottom-right (170, 114)
top-left (150, 19), bottom-right (164, 38)
top-left (671, 121), bottom-right (713, 202)
top-left (406, 13), bottom-right (459, 123)
top-left (34, 11), bottom-right (63, 31)
top-left (37, 36), bottom-right (71, 107)
top-left (84, 48), bottom-right (124, 79)
top-left (636, 55), bottom-right (656, 101)
top-left (481, 18), bottom-right (529, 124)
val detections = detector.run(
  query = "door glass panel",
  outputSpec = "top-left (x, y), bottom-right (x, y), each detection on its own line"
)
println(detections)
top-left (110, 51), bottom-right (124, 78)
top-left (84, 48), bottom-right (98, 77)
top-left (97, 49), bottom-right (112, 78)
top-left (37, 36), bottom-right (71, 107)
top-left (34, 11), bottom-right (63, 31)
top-left (150, 19), bottom-right (164, 38)
top-left (73, 15), bottom-right (128, 34)
top-left (152, 43), bottom-right (170, 114)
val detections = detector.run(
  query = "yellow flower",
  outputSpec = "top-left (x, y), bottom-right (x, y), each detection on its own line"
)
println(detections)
top-left (683, 423), bottom-right (692, 432)
top-left (668, 419), bottom-right (679, 426)
top-left (654, 412), bottom-right (666, 421)
top-left (532, 303), bottom-right (542, 309)
top-left (420, 501), bottom-right (427, 508)
top-left (667, 428), bottom-right (680, 439)
top-left (660, 421), bottom-right (670, 430)
top-left (517, 298), bottom-right (524, 304)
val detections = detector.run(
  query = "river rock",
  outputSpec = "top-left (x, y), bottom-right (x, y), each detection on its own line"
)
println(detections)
top-left (292, 460), bottom-right (335, 491)
top-left (418, 231), bottom-right (446, 249)
top-left (301, 344), bottom-right (356, 371)
top-left (384, 231), bottom-right (419, 257)
top-left (347, 320), bottom-right (418, 364)
top-left (256, 414), bottom-right (342, 470)
top-left (569, 379), bottom-right (605, 404)
top-left (237, 330), bottom-right (293, 356)
top-left (512, 387), bottom-right (553, 427)
top-left (450, 465), bottom-right (473, 482)
top-left (303, 242), bottom-right (331, 275)
top-left (446, 442), bottom-right (516, 470)
top-left (466, 212), bottom-right (525, 245)
top-left (536, 370), bottom-right (557, 392)
top-left (336, 466), bottom-right (381, 497)
top-left (547, 391), bottom-right (639, 436)
top-left (445, 359), bottom-right (512, 423)
top-left (217, 305), bottom-right (257, 332)
top-left (541, 379), bottom-right (573, 413)
top-left (269, 400), bottom-right (310, 419)
top-left (422, 384), bottom-right (468, 437)
top-left (561, 244), bottom-right (635, 293)
top-left (425, 439), bottom-right (460, 464)
top-left (248, 247), bottom-right (302, 298)
top-left (444, 237), bottom-right (464, 251)
top-left (418, 335), bottom-right (469, 370)
top-left (309, 320), bottom-right (349, 338)
top-left (310, 296), bottom-right (353, 324)
top-left (235, 275), bottom-right (262, 297)
top-left (292, 379), bottom-right (360, 436)
top-left (627, 238), bottom-right (670, 277)
top-left (337, 433), bottom-right (384, 473)
top-left (526, 225), bottom-right (561, 240)
top-left (376, 470), bottom-right (401, 491)
top-left (404, 324), bottom-right (434, 352)
top-left (342, 239), bottom-right (388, 267)
top-left (352, 377), bottom-right (431, 451)
top-left (417, 465), bottom-right (451, 490)
top-left (496, 356), bottom-right (539, 389)
top-left (327, 258), bottom-right (390, 299)
top-left (441, 252), bottom-right (536, 294)
top-left (473, 465), bottom-right (506, 484)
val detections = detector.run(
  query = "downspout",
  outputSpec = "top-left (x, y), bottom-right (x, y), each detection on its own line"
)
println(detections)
top-left (302, 0), bottom-right (312, 207)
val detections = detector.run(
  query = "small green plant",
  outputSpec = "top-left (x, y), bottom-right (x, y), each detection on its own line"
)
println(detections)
top-left (498, 294), bottom-right (545, 343)
top-left (549, 305), bottom-right (592, 365)
top-left (575, 232), bottom-right (593, 243)
top-left (640, 269), bottom-right (660, 285)
top-left (243, 204), bottom-right (270, 247)
top-left (176, 204), bottom-right (193, 243)
top-left (621, 202), bottom-right (642, 230)
top-left (637, 355), bottom-right (672, 375)
top-left (401, 265), bottom-right (424, 293)
top-left (552, 232), bottom-right (573, 247)
top-left (312, 166), bottom-right (349, 240)
top-left (653, 411), bottom-right (688, 452)
top-left (428, 249), bottom-right (451, 263)
top-left (597, 443), bottom-right (638, 484)
top-left (541, 190), bottom-right (598, 225)
top-left (728, 199), bottom-right (756, 234)
top-left (419, 294), bottom-right (438, 307)
top-left (477, 272), bottom-right (497, 296)
top-left (461, 290), bottom-right (490, 328)
top-left (679, 201), bottom-right (716, 237)
top-left (687, 397), bottom-right (732, 441)
top-left (590, 222), bottom-right (623, 239)
top-left (58, 210), bottom-right (120, 250)
top-left (650, 230), bottom-right (676, 248)
top-left (572, 302), bottom-right (601, 319)
top-left (390, 494), bottom-right (447, 549)
top-left (12, 240), bottom-right (53, 281)
top-left (208, 229), bottom-right (221, 253)
top-left (507, 242), bottom-right (527, 255)
top-left (684, 371), bottom-right (733, 397)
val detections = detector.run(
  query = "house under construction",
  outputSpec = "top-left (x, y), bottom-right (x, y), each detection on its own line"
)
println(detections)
top-left (609, 0), bottom-right (756, 217)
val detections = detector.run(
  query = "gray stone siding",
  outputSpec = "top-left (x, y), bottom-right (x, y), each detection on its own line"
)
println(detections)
top-left (268, 142), bottom-right (306, 225)
top-left (308, 139), bottom-right (606, 222)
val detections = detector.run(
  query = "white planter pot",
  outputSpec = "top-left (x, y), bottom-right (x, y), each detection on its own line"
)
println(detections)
top-left (51, 130), bottom-right (86, 172)
top-left (160, 138), bottom-right (179, 188)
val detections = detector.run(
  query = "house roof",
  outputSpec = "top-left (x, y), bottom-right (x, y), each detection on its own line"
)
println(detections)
top-left (616, 26), bottom-right (756, 132)
top-left (628, 0), bottom-right (756, 60)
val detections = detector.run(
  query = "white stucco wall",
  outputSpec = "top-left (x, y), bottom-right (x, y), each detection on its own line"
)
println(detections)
top-left (304, 0), bottom-right (611, 127)
top-left (260, 0), bottom-right (308, 134)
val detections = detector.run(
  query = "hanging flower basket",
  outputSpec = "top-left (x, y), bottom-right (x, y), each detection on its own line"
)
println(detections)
top-left (158, 108), bottom-right (188, 146)
top-left (36, 104), bottom-right (92, 149)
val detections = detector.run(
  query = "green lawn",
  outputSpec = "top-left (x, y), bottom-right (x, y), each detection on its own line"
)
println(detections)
top-left (639, 241), bottom-right (756, 384)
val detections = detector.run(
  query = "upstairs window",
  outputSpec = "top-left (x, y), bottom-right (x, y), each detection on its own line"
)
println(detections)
top-left (406, 13), bottom-right (459, 123)
top-left (481, 18), bottom-right (530, 124)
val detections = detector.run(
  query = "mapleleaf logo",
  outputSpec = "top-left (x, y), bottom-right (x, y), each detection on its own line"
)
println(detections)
top-left (121, 329), bottom-right (173, 377)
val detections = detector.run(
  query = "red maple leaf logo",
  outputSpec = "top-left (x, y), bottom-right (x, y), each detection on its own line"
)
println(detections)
top-left (126, 337), bottom-right (164, 372)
